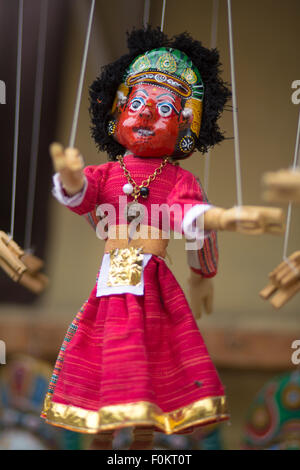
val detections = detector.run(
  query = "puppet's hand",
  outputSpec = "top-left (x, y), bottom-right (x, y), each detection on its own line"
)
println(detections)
top-left (204, 206), bottom-right (284, 235)
top-left (189, 270), bottom-right (214, 319)
top-left (50, 142), bottom-right (85, 196)
top-left (262, 168), bottom-right (300, 204)
top-left (260, 251), bottom-right (300, 308)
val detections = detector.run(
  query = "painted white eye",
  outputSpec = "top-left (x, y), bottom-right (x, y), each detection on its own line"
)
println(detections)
top-left (129, 97), bottom-right (144, 111)
top-left (157, 102), bottom-right (173, 117)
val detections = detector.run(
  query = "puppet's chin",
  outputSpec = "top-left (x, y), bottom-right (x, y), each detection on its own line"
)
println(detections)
top-left (114, 126), bottom-right (177, 157)
top-left (119, 138), bottom-right (175, 158)
top-left (127, 147), bottom-right (172, 158)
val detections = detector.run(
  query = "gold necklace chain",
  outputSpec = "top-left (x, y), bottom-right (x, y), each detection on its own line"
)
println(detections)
top-left (117, 155), bottom-right (170, 201)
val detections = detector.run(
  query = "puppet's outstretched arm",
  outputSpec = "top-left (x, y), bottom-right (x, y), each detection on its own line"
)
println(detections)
top-left (204, 206), bottom-right (284, 235)
top-left (187, 205), bottom-right (284, 318)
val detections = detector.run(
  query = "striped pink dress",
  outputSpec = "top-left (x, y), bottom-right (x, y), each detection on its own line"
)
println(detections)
top-left (41, 155), bottom-right (229, 434)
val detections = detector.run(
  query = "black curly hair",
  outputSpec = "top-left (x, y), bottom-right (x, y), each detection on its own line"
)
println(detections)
top-left (89, 27), bottom-right (231, 160)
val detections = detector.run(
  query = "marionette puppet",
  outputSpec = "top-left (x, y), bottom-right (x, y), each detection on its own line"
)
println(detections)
top-left (41, 28), bottom-right (284, 450)
top-left (0, 232), bottom-right (48, 294)
top-left (260, 108), bottom-right (300, 308)
top-left (260, 181), bottom-right (300, 308)
top-left (0, 0), bottom-right (48, 295)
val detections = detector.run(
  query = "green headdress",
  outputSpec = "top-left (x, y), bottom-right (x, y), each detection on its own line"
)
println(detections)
top-left (124, 47), bottom-right (204, 102)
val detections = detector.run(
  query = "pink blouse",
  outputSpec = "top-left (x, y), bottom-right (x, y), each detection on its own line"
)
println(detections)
top-left (52, 154), bottom-right (218, 278)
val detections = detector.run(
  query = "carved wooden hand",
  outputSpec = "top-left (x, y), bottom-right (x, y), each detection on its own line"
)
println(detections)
top-left (0, 231), bottom-right (48, 294)
top-left (204, 206), bottom-right (285, 235)
top-left (50, 142), bottom-right (85, 196)
top-left (189, 270), bottom-right (214, 319)
top-left (260, 251), bottom-right (300, 308)
top-left (262, 168), bottom-right (300, 204)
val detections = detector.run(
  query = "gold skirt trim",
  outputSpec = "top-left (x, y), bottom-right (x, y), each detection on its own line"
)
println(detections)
top-left (41, 393), bottom-right (229, 435)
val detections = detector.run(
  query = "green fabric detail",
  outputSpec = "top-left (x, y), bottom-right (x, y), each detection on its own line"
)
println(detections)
top-left (244, 371), bottom-right (300, 449)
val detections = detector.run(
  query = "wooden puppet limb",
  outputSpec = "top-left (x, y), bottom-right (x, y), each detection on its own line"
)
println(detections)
top-left (260, 279), bottom-right (300, 309)
top-left (186, 204), bottom-right (285, 318)
top-left (0, 231), bottom-right (27, 280)
top-left (260, 251), bottom-right (300, 308)
top-left (89, 430), bottom-right (115, 450)
top-left (19, 251), bottom-right (49, 294)
top-left (89, 427), bottom-right (154, 450)
top-left (189, 270), bottom-right (214, 319)
top-left (268, 251), bottom-right (300, 288)
top-left (204, 206), bottom-right (285, 235)
top-left (49, 142), bottom-right (85, 196)
top-left (19, 271), bottom-right (49, 294)
top-left (20, 252), bottom-right (44, 274)
top-left (0, 231), bottom-right (48, 294)
top-left (129, 426), bottom-right (155, 450)
top-left (262, 168), bottom-right (300, 204)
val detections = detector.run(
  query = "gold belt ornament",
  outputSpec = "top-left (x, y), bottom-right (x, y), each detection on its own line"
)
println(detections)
top-left (107, 247), bottom-right (144, 287)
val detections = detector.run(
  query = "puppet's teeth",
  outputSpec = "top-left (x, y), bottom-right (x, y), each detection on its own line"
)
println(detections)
top-left (137, 129), bottom-right (154, 136)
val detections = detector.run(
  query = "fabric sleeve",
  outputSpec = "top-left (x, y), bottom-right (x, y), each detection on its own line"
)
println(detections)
top-left (52, 164), bottom-right (107, 216)
top-left (167, 168), bottom-right (218, 278)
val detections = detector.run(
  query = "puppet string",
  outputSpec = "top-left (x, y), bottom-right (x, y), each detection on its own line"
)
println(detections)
top-left (24, 0), bottom-right (48, 251)
top-left (204, 0), bottom-right (219, 194)
top-left (291, 109), bottom-right (300, 170)
top-left (227, 0), bottom-right (243, 208)
top-left (282, 251), bottom-right (300, 277)
top-left (10, 0), bottom-right (23, 241)
top-left (160, 0), bottom-right (166, 33)
top-left (69, 0), bottom-right (95, 148)
top-left (282, 109), bottom-right (300, 261)
top-left (143, 0), bottom-right (150, 29)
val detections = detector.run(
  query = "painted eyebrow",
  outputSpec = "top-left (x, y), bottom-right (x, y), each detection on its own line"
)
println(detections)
top-left (157, 93), bottom-right (176, 102)
top-left (132, 89), bottom-right (149, 97)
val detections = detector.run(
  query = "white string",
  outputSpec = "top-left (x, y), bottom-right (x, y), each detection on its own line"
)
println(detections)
top-left (24, 0), bottom-right (48, 251)
top-left (282, 110), bottom-right (300, 260)
top-left (204, 0), bottom-right (219, 194)
top-left (292, 109), bottom-right (300, 170)
top-left (210, 0), bottom-right (219, 49)
top-left (227, 0), bottom-right (243, 207)
top-left (10, 0), bottom-right (23, 240)
top-left (143, 0), bottom-right (150, 29)
top-left (160, 0), bottom-right (166, 32)
top-left (283, 202), bottom-right (292, 261)
top-left (69, 0), bottom-right (95, 148)
top-left (203, 151), bottom-right (211, 195)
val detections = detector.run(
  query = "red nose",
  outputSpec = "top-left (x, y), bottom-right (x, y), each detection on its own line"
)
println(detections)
top-left (139, 103), bottom-right (154, 119)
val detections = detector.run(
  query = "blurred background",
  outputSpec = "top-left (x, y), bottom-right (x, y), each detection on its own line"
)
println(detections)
top-left (0, 0), bottom-right (299, 450)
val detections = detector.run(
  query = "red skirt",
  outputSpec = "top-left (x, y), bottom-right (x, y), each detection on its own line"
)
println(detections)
top-left (41, 256), bottom-right (228, 434)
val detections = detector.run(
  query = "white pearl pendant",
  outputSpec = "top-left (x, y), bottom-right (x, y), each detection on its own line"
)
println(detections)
top-left (122, 183), bottom-right (134, 195)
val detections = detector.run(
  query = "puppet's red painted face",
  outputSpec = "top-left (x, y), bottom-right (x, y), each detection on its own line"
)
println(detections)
top-left (114, 84), bottom-right (183, 157)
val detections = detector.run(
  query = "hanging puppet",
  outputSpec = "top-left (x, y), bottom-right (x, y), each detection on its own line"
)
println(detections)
top-left (259, 109), bottom-right (300, 308)
top-left (41, 27), bottom-right (282, 450)
top-left (259, 170), bottom-right (300, 307)
top-left (0, 0), bottom-right (48, 295)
